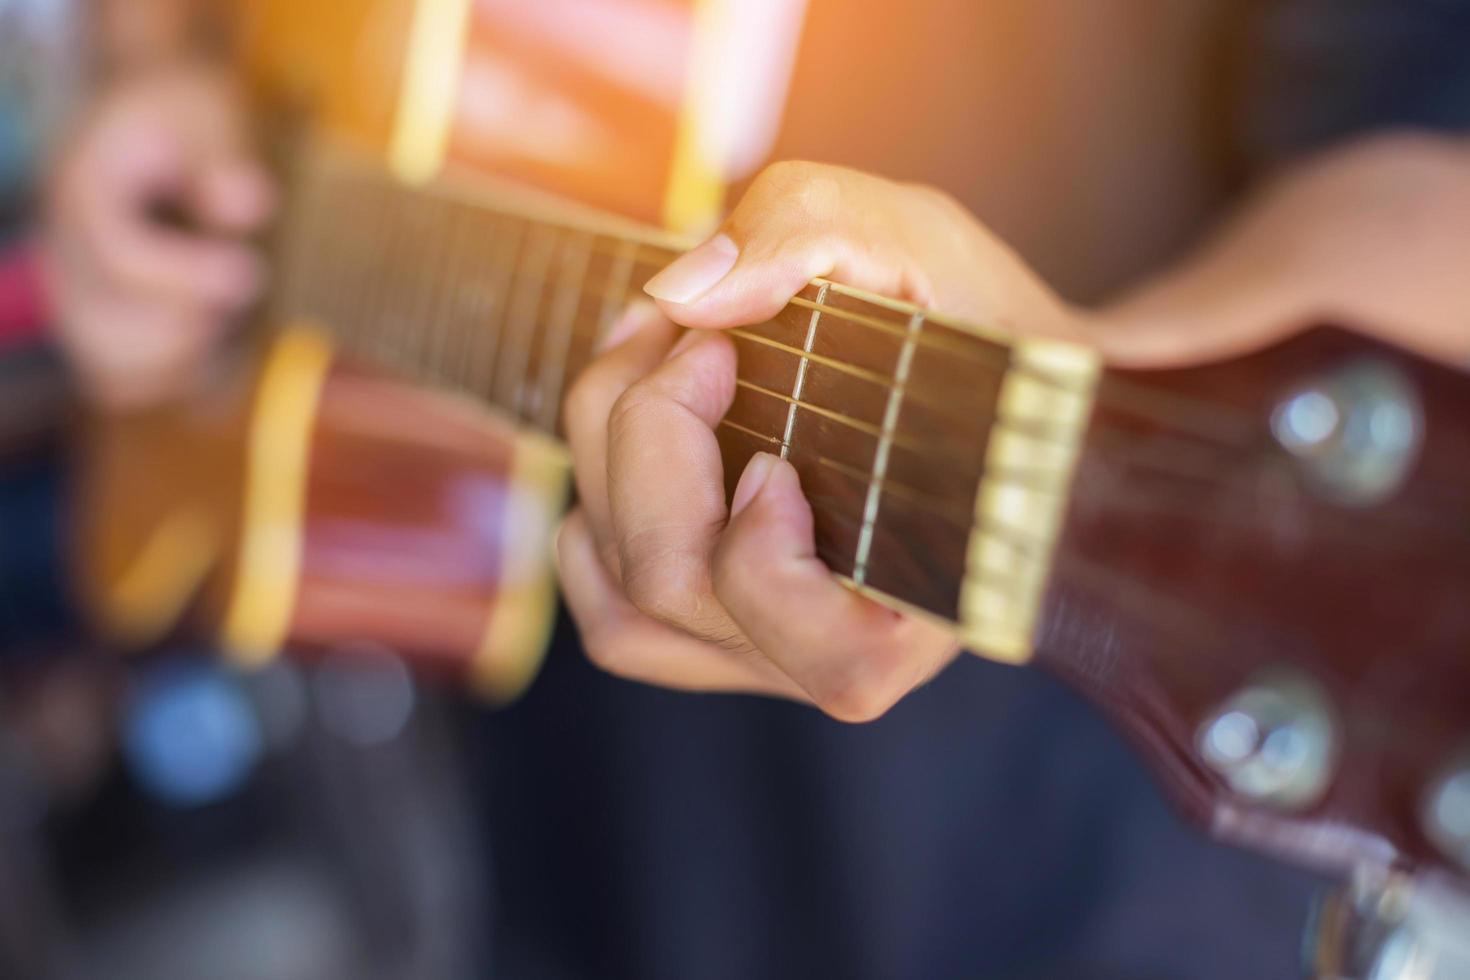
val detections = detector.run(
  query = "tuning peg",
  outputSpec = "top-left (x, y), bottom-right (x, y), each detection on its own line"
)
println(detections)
top-left (1306, 872), bottom-right (1470, 979)
top-left (1422, 759), bottom-right (1470, 873)
top-left (1272, 359), bottom-right (1421, 507)
top-left (1196, 668), bottom-right (1337, 809)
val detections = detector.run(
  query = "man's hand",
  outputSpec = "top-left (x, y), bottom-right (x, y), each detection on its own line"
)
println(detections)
top-left (46, 64), bottom-right (273, 408)
top-left (558, 163), bottom-right (1079, 721)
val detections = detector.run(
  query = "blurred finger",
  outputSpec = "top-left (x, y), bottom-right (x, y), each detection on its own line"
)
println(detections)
top-left (195, 158), bottom-right (277, 233)
top-left (61, 297), bottom-right (218, 407)
top-left (66, 81), bottom-right (268, 310)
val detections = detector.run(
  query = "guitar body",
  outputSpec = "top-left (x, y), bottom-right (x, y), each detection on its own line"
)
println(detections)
top-left (74, 0), bottom-right (758, 695)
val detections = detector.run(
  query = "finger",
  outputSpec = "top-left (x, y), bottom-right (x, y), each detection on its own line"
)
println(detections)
top-left (67, 85), bottom-right (267, 309)
top-left (73, 136), bottom-right (265, 310)
top-left (556, 510), bottom-right (808, 698)
top-left (59, 297), bottom-right (219, 408)
top-left (562, 302), bottom-right (678, 569)
top-left (713, 453), bottom-right (960, 722)
top-left (194, 158), bottom-right (277, 234)
top-left (643, 163), bottom-right (928, 330)
top-left (606, 330), bottom-right (740, 638)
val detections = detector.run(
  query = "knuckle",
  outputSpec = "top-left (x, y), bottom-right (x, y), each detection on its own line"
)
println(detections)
top-left (747, 161), bottom-right (842, 220)
top-left (751, 159), bottom-right (813, 192)
top-left (622, 553), bottom-right (706, 628)
top-left (909, 181), bottom-right (965, 219)
top-left (606, 381), bottom-right (662, 441)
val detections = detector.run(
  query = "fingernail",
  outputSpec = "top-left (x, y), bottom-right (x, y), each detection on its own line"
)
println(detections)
top-left (730, 452), bottom-right (778, 518)
top-left (597, 299), bottom-right (661, 352)
top-left (644, 233), bottom-right (738, 304)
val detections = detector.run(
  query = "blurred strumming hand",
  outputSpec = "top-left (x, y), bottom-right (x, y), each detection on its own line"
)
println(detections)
top-left (45, 63), bottom-right (273, 408)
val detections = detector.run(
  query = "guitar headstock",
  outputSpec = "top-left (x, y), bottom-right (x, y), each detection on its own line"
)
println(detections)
top-left (1037, 325), bottom-right (1470, 886)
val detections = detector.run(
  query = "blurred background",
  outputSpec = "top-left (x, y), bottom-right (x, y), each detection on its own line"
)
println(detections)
top-left (5, 0), bottom-right (1441, 977)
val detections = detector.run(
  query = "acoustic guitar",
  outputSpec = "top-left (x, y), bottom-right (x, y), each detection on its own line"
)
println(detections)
top-left (70, 1), bottom-right (1470, 973)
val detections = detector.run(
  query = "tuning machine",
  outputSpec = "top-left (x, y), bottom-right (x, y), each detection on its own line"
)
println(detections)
top-left (1272, 359), bottom-right (1422, 507)
top-left (1307, 871), bottom-right (1470, 980)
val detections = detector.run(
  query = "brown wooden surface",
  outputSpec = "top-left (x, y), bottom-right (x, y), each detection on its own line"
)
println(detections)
top-left (286, 359), bottom-right (533, 690)
top-left (1038, 327), bottom-right (1470, 879)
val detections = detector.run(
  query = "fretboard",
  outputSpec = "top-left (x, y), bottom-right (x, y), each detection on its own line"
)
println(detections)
top-left (272, 143), bottom-right (1100, 662)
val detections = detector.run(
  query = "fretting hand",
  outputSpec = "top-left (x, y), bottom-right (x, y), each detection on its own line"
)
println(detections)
top-left (558, 163), bottom-right (1079, 720)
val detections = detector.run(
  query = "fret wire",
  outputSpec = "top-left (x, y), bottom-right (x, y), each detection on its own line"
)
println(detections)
top-left (536, 230), bottom-right (594, 433)
top-left (409, 199), bottom-right (450, 370)
top-left (729, 325), bottom-right (1002, 427)
top-left (854, 310), bottom-right (924, 585)
top-left (303, 166), bottom-right (342, 324)
top-left (424, 200), bottom-right (466, 374)
top-left (719, 417), bottom-right (979, 531)
top-left (292, 156), bottom-right (329, 319)
top-left (341, 172), bottom-right (391, 345)
top-left (397, 196), bottom-right (437, 375)
top-left (595, 238), bottom-right (639, 348)
top-left (729, 327), bottom-right (892, 387)
top-left (356, 180), bottom-right (406, 358)
top-left (278, 163), bottom-right (322, 320)
top-left (737, 378), bottom-right (889, 442)
top-left (442, 211), bottom-right (498, 391)
top-left (586, 238), bottom-right (677, 267)
top-left (425, 199), bottom-right (474, 377)
top-left (358, 178), bottom-right (400, 353)
top-left (400, 198), bottom-right (445, 376)
top-left (781, 283), bottom-right (828, 460)
top-left (788, 296), bottom-right (1078, 392)
top-left (330, 172), bottom-right (373, 333)
top-left (320, 164), bottom-right (363, 337)
top-left (421, 204), bottom-right (471, 379)
top-left (736, 376), bottom-right (1079, 454)
top-left (383, 188), bottom-right (425, 366)
top-left (272, 154), bottom-right (329, 322)
top-left (493, 223), bottom-right (557, 415)
top-left (464, 216), bottom-right (523, 395)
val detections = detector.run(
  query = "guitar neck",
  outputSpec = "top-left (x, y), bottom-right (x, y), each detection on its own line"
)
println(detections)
top-left (273, 142), bottom-right (1100, 663)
